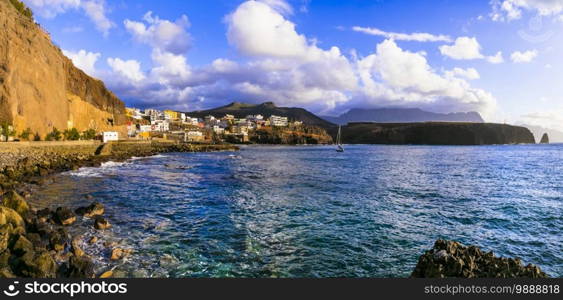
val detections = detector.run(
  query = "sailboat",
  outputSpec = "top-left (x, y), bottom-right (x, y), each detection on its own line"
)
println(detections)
top-left (335, 126), bottom-right (344, 152)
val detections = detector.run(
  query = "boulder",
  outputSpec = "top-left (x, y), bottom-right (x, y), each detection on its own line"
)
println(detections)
top-left (411, 240), bottom-right (549, 278)
top-left (10, 234), bottom-right (34, 257)
top-left (66, 256), bottom-right (95, 278)
top-left (110, 248), bottom-right (132, 260)
top-left (88, 236), bottom-right (98, 244)
top-left (54, 207), bottom-right (76, 226)
top-left (1, 191), bottom-right (30, 216)
top-left (36, 208), bottom-right (52, 223)
top-left (49, 229), bottom-right (68, 252)
top-left (94, 216), bottom-right (111, 230)
top-left (71, 237), bottom-right (85, 257)
top-left (0, 206), bottom-right (25, 228)
top-left (0, 224), bottom-right (13, 252)
top-left (99, 270), bottom-right (113, 278)
top-left (75, 202), bottom-right (104, 218)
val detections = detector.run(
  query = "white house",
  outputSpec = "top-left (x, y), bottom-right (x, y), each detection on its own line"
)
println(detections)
top-left (269, 115), bottom-right (289, 127)
top-left (103, 132), bottom-right (119, 143)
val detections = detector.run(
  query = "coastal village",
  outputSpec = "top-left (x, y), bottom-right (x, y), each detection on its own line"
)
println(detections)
top-left (125, 107), bottom-right (301, 144)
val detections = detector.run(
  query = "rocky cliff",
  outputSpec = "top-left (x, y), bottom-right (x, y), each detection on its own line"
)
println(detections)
top-left (540, 133), bottom-right (549, 144)
top-left (0, 0), bottom-right (127, 138)
top-left (340, 122), bottom-right (536, 145)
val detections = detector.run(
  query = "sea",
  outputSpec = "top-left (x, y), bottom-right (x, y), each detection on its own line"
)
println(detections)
top-left (27, 144), bottom-right (563, 278)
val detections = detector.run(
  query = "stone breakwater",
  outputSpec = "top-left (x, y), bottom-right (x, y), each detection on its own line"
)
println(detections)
top-left (0, 141), bottom-right (239, 194)
top-left (0, 141), bottom-right (238, 278)
top-left (411, 240), bottom-right (549, 278)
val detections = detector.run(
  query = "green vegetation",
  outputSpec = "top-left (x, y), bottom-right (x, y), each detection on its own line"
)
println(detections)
top-left (33, 132), bottom-right (41, 141)
top-left (1, 122), bottom-right (15, 142)
top-left (19, 128), bottom-right (32, 141)
top-left (81, 129), bottom-right (97, 140)
top-left (45, 128), bottom-right (62, 141)
top-left (9, 0), bottom-right (33, 20)
top-left (63, 128), bottom-right (81, 141)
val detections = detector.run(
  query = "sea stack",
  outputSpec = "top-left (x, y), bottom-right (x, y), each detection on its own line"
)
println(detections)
top-left (540, 133), bottom-right (550, 144)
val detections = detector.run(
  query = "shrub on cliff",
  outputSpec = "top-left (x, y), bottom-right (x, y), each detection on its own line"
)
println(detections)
top-left (45, 128), bottom-right (62, 141)
top-left (9, 0), bottom-right (33, 20)
top-left (19, 128), bottom-right (32, 141)
top-left (63, 128), bottom-right (80, 141)
top-left (81, 129), bottom-right (97, 140)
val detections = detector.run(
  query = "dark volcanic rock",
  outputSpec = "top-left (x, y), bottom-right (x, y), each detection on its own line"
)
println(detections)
top-left (54, 207), bottom-right (76, 226)
top-left (540, 133), bottom-right (550, 144)
top-left (411, 240), bottom-right (549, 278)
top-left (75, 202), bottom-right (104, 218)
top-left (93, 216), bottom-right (111, 230)
top-left (65, 255), bottom-right (95, 278)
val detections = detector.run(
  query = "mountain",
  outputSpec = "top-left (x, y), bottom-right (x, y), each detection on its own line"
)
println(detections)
top-left (322, 108), bottom-right (484, 125)
top-left (0, 0), bottom-right (128, 137)
top-left (520, 124), bottom-right (563, 143)
top-left (187, 102), bottom-right (336, 129)
top-left (341, 122), bottom-right (535, 145)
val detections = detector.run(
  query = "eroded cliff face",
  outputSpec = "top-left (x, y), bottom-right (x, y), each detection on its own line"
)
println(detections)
top-left (0, 0), bottom-right (127, 137)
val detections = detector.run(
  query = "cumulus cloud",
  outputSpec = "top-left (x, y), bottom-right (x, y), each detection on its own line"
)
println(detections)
top-left (24, 0), bottom-right (114, 35)
top-left (439, 37), bottom-right (484, 60)
top-left (62, 49), bottom-right (100, 76)
top-left (487, 51), bottom-right (505, 64)
top-left (352, 26), bottom-right (452, 42)
top-left (439, 37), bottom-right (504, 64)
top-left (124, 11), bottom-right (191, 55)
top-left (491, 0), bottom-right (563, 21)
top-left (356, 40), bottom-right (495, 115)
top-left (107, 58), bottom-right (145, 82)
top-left (446, 67), bottom-right (481, 80)
top-left (511, 50), bottom-right (538, 63)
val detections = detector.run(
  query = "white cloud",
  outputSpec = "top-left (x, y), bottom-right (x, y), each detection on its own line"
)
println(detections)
top-left (81, 0), bottom-right (113, 36)
top-left (520, 109), bottom-right (563, 131)
top-left (24, 0), bottom-right (80, 18)
top-left (511, 50), bottom-right (538, 63)
top-left (487, 51), bottom-right (505, 64)
top-left (439, 37), bottom-right (484, 60)
top-left (124, 11), bottom-right (191, 54)
top-left (226, 1), bottom-right (310, 58)
top-left (62, 49), bottom-right (100, 76)
top-left (439, 37), bottom-right (504, 64)
top-left (107, 58), bottom-right (145, 82)
top-left (257, 0), bottom-right (293, 15)
top-left (491, 0), bottom-right (563, 21)
top-left (352, 26), bottom-right (452, 42)
top-left (24, 0), bottom-right (113, 35)
top-left (446, 67), bottom-right (481, 80)
top-left (356, 39), bottom-right (496, 115)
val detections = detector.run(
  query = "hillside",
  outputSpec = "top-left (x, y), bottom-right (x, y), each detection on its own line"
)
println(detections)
top-left (187, 102), bottom-right (336, 129)
top-left (323, 108), bottom-right (484, 125)
top-left (0, 0), bottom-right (128, 138)
top-left (340, 122), bottom-right (535, 145)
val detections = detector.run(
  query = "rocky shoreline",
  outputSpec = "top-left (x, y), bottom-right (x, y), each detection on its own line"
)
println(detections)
top-left (0, 141), bottom-right (238, 278)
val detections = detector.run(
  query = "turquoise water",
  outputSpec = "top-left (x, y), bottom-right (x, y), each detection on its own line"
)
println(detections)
top-left (28, 145), bottom-right (563, 277)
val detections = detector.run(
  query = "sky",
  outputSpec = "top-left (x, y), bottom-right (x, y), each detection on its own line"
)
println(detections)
top-left (21, 0), bottom-right (563, 130)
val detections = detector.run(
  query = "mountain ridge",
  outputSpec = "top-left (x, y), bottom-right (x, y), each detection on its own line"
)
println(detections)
top-left (322, 108), bottom-right (484, 125)
top-left (187, 102), bottom-right (336, 129)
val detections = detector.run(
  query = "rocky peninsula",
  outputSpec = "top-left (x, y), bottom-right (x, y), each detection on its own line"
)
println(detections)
top-left (340, 122), bottom-right (536, 145)
top-left (0, 140), bottom-right (238, 278)
top-left (411, 240), bottom-right (548, 278)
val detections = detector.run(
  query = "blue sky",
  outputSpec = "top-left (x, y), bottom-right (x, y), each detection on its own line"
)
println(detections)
top-left (22, 0), bottom-right (563, 130)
